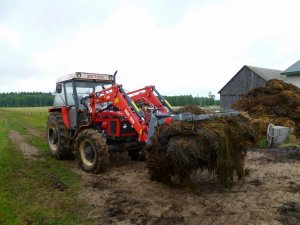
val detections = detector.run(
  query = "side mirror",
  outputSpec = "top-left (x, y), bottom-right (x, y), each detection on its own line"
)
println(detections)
top-left (113, 70), bottom-right (117, 84)
top-left (56, 83), bottom-right (62, 93)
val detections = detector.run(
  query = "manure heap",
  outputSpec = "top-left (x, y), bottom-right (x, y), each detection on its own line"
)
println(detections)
top-left (145, 106), bottom-right (255, 186)
top-left (174, 104), bottom-right (206, 115)
top-left (233, 79), bottom-right (300, 138)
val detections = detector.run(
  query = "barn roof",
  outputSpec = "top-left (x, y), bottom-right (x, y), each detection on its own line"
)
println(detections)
top-left (218, 65), bottom-right (282, 94)
top-left (245, 65), bottom-right (282, 81)
top-left (281, 60), bottom-right (300, 76)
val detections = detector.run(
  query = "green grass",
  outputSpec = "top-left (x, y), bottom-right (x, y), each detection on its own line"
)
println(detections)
top-left (0, 108), bottom-right (92, 225)
top-left (258, 137), bottom-right (269, 148)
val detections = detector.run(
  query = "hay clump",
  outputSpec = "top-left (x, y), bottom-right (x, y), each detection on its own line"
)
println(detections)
top-left (145, 115), bottom-right (256, 186)
top-left (174, 105), bottom-right (206, 115)
top-left (233, 79), bottom-right (300, 138)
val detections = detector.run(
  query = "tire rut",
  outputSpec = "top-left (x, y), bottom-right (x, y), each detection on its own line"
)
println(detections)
top-left (9, 130), bottom-right (42, 160)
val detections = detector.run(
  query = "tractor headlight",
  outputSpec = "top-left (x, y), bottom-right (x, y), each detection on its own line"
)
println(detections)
top-left (122, 123), bottom-right (128, 129)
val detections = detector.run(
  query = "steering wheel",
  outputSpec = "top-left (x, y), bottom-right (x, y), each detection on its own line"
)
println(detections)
top-left (80, 96), bottom-right (90, 110)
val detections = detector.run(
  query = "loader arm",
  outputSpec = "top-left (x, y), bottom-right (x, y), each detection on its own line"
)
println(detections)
top-left (127, 85), bottom-right (173, 113)
top-left (89, 84), bottom-right (149, 142)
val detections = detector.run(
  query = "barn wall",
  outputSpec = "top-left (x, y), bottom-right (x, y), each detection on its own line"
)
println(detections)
top-left (220, 94), bottom-right (244, 108)
top-left (284, 76), bottom-right (300, 88)
top-left (219, 67), bottom-right (266, 108)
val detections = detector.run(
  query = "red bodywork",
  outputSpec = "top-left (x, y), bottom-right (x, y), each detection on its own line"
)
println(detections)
top-left (94, 110), bottom-right (137, 138)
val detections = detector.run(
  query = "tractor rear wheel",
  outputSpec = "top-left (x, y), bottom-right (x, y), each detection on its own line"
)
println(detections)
top-left (75, 129), bottom-right (109, 173)
top-left (46, 112), bottom-right (71, 159)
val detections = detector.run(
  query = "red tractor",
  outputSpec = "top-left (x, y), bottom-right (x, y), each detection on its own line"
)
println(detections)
top-left (47, 72), bottom-right (237, 173)
top-left (46, 71), bottom-right (175, 172)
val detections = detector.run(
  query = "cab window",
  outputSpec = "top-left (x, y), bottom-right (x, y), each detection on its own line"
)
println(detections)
top-left (65, 82), bottom-right (75, 106)
top-left (53, 83), bottom-right (66, 106)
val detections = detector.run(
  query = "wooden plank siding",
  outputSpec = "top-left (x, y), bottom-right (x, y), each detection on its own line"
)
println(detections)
top-left (219, 66), bottom-right (266, 108)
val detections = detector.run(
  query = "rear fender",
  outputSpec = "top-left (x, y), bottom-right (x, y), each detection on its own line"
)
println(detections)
top-left (48, 107), bottom-right (70, 129)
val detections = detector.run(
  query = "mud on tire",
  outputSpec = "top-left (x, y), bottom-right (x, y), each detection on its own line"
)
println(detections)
top-left (46, 112), bottom-right (72, 159)
top-left (75, 129), bottom-right (109, 173)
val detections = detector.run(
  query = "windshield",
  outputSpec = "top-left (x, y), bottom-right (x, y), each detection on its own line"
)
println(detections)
top-left (75, 81), bottom-right (112, 108)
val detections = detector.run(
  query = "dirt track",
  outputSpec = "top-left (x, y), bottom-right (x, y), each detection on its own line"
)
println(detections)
top-left (11, 130), bottom-right (300, 225)
top-left (9, 130), bottom-right (41, 160)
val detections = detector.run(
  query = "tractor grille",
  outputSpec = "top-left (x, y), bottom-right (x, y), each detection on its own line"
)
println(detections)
top-left (120, 121), bottom-right (136, 134)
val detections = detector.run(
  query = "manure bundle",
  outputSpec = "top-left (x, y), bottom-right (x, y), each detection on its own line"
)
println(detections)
top-left (145, 112), bottom-right (255, 186)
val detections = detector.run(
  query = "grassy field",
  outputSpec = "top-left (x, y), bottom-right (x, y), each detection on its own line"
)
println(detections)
top-left (0, 107), bottom-right (92, 225)
top-left (1, 107), bottom-right (49, 133)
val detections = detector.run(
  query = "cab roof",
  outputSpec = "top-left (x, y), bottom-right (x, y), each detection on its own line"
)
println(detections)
top-left (57, 72), bottom-right (115, 83)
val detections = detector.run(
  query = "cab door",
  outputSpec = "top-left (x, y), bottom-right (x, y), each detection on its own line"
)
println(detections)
top-left (64, 81), bottom-right (77, 130)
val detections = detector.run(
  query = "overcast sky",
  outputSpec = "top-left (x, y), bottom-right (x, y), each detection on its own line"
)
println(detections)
top-left (0, 0), bottom-right (299, 97)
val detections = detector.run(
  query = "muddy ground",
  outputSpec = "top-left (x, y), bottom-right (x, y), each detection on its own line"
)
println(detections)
top-left (10, 129), bottom-right (300, 225)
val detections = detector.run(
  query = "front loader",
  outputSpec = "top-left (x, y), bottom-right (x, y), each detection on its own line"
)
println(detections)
top-left (47, 72), bottom-right (238, 173)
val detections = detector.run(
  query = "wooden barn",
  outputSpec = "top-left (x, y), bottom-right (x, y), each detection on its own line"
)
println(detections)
top-left (218, 65), bottom-right (282, 108)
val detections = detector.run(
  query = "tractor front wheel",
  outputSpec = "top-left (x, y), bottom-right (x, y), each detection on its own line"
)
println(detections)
top-left (75, 129), bottom-right (109, 173)
top-left (46, 112), bottom-right (71, 159)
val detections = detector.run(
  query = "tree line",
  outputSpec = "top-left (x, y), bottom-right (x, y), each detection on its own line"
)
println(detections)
top-left (165, 94), bottom-right (219, 106)
top-left (0, 92), bottom-right (54, 107)
top-left (0, 92), bottom-right (219, 107)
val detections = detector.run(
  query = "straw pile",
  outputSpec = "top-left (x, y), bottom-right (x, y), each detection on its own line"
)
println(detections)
top-left (145, 111), bottom-right (255, 186)
top-left (233, 79), bottom-right (300, 138)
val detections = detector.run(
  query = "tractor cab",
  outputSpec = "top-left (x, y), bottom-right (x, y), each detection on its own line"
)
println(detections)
top-left (53, 72), bottom-right (116, 130)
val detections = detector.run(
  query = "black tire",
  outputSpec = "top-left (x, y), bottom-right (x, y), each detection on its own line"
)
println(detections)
top-left (75, 129), bottom-right (109, 173)
top-left (46, 112), bottom-right (72, 159)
